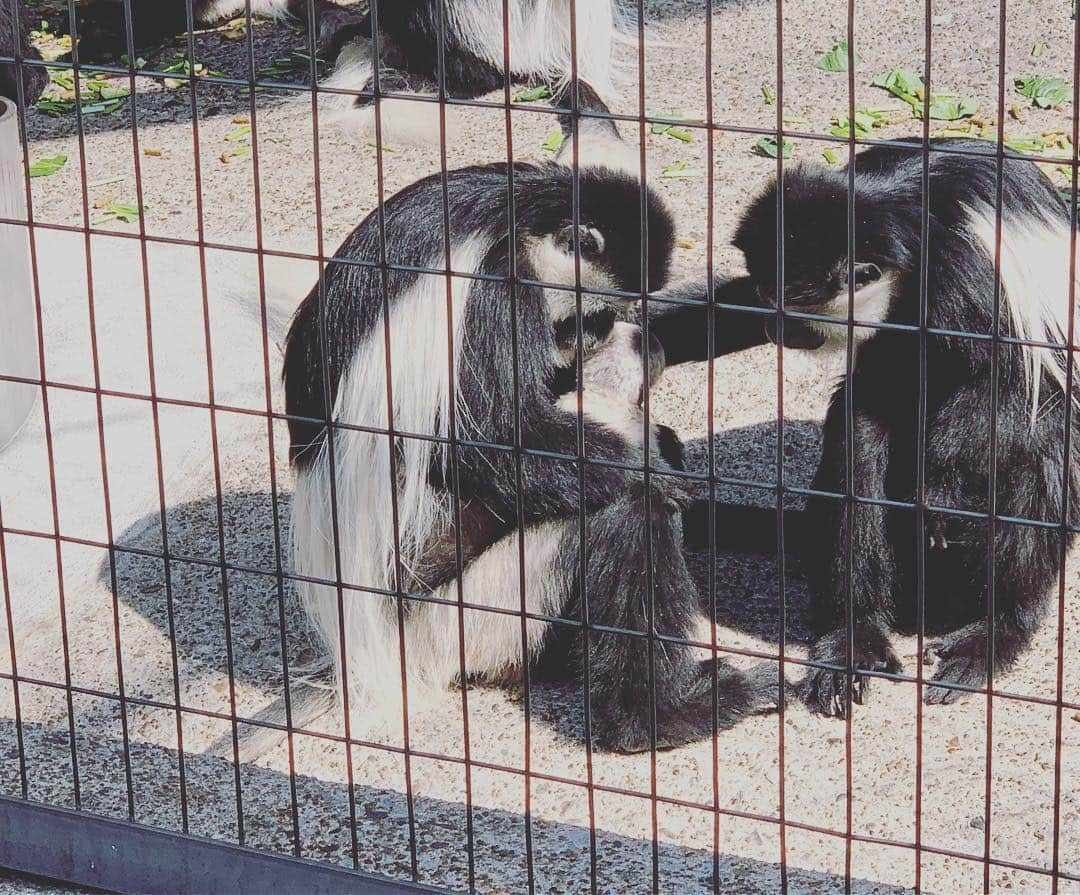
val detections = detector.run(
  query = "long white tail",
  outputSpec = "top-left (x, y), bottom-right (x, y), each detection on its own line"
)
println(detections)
top-left (290, 238), bottom-right (492, 736)
top-left (962, 201), bottom-right (1080, 423)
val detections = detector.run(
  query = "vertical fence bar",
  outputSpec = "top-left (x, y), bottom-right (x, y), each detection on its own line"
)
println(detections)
top-left (1049, 5), bottom-right (1080, 892)
top-left (304, 0), bottom-right (363, 869)
top-left (430, 1), bottom-right (481, 890)
top-left (914, 0), bottom-right (934, 889)
top-left (364, 0), bottom-right (421, 881)
top-left (629, 3), bottom-right (663, 893)
top-left (243, 0), bottom-right (303, 856)
top-left (2, 0), bottom-right (34, 807)
top-left (180, 0), bottom-right (247, 843)
top-left (703, 2), bottom-right (724, 893)
top-left (772, 0), bottom-right (789, 890)
top-left (842, 1), bottom-right (858, 889)
top-left (562, 5), bottom-right (600, 892)
top-left (983, 1), bottom-right (1010, 889)
top-left (62, 0), bottom-right (139, 824)
top-left (107, 0), bottom-right (193, 833)
top-left (12, 0), bottom-right (83, 814)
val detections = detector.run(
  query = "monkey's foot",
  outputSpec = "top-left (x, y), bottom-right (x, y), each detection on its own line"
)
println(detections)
top-left (800, 626), bottom-right (902, 719)
top-left (923, 625), bottom-right (988, 705)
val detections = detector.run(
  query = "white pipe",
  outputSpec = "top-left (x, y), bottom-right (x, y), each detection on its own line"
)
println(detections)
top-left (0, 96), bottom-right (38, 451)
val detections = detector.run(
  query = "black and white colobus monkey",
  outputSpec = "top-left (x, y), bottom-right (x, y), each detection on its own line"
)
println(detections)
top-left (727, 139), bottom-right (1080, 714)
top-left (323, 0), bottom-right (623, 138)
top-left (283, 162), bottom-right (776, 752)
top-left (0, 0), bottom-right (45, 102)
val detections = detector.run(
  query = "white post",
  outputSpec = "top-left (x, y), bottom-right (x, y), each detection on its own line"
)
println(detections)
top-left (0, 95), bottom-right (38, 450)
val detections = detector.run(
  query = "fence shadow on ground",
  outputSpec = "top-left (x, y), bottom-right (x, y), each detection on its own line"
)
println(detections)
top-left (0, 718), bottom-right (920, 894)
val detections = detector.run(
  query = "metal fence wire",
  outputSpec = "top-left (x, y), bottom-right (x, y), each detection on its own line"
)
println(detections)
top-left (0, 0), bottom-right (1078, 893)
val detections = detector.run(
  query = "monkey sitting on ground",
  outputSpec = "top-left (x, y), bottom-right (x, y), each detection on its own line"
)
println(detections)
top-left (283, 161), bottom-right (777, 752)
top-left (726, 139), bottom-right (1080, 714)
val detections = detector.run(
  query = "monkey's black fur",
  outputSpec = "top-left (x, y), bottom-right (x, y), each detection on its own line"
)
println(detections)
top-left (70, 0), bottom-right (357, 59)
top-left (284, 161), bottom-right (777, 751)
top-left (0, 0), bottom-right (46, 103)
top-left (730, 141), bottom-right (1080, 713)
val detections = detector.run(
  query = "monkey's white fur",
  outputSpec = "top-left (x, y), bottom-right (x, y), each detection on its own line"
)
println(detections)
top-left (963, 202), bottom-right (1080, 423)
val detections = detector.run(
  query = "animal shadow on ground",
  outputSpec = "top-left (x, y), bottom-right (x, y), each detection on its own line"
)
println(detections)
top-left (100, 420), bottom-right (819, 746)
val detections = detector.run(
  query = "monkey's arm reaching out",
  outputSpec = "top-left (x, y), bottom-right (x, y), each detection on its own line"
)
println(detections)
top-left (648, 275), bottom-right (828, 365)
top-left (647, 277), bottom-right (769, 365)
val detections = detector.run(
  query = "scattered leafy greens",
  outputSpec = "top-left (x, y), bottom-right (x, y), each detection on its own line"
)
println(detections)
top-left (28, 155), bottom-right (67, 177)
top-left (872, 67), bottom-right (978, 120)
top-left (514, 85), bottom-right (552, 102)
top-left (755, 135), bottom-right (793, 158)
top-left (651, 114), bottom-right (694, 142)
top-left (1015, 75), bottom-right (1071, 109)
top-left (816, 40), bottom-right (859, 73)
top-left (661, 160), bottom-right (700, 178)
top-left (542, 129), bottom-right (566, 152)
top-left (93, 203), bottom-right (142, 226)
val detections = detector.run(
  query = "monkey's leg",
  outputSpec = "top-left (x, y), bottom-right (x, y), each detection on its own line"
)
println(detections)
top-left (801, 402), bottom-right (902, 718)
top-left (562, 480), bottom-right (779, 753)
top-left (919, 388), bottom-right (1064, 703)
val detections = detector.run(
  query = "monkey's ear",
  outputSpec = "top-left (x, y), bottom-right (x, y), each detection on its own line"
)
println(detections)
top-left (852, 262), bottom-right (882, 288)
top-left (554, 224), bottom-right (606, 260)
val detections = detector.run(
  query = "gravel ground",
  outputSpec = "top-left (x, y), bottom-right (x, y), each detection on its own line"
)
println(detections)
top-left (1, 1), bottom-right (1079, 893)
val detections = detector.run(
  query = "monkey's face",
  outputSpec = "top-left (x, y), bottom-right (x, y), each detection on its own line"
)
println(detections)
top-left (734, 169), bottom-right (897, 350)
top-left (756, 257), bottom-right (897, 350)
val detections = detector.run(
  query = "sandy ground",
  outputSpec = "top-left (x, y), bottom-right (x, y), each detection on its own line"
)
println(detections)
top-left (1, 0), bottom-right (1079, 893)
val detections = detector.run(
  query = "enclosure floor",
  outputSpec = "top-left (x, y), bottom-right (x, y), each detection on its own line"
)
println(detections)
top-left (2, 1), bottom-right (1078, 893)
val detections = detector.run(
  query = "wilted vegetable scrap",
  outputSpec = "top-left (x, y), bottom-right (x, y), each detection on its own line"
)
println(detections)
top-left (816, 40), bottom-right (859, 73)
top-left (1015, 75), bottom-right (1071, 109)
top-left (28, 155), bottom-right (67, 177)
top-left (755, 135), bottom-right (793, 158)
top-left (93, 203), bottom-right (142, 226)
top-left (514, 85), bottom-right (552, 102)
top-left (541, 129), bottom-right (565, 152)
top-left (872, 67), bottom-right (978, 120)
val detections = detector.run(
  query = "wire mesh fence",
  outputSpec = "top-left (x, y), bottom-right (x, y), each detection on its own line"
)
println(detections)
top-left (0, 1), bottom-right (1078, 893)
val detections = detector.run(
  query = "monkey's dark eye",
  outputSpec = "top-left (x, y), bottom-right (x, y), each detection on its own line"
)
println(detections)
top-left (554, 224), bottom-right (606, 260)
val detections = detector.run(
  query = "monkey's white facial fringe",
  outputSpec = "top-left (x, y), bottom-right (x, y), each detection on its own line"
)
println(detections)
top-left (963, 202), bottom-right (1080, 424)
top-left (810, 273), bottom-right (898, 353)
